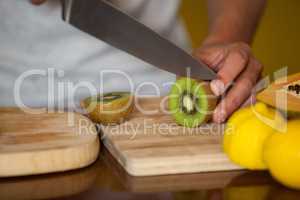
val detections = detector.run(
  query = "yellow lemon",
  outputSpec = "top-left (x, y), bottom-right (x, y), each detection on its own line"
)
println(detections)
top-left (264, 120), bottom-right (300, 189)
top-left (224, 102), bottom-right (285, 170)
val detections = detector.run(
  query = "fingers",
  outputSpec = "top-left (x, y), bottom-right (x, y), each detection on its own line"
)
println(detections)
top-left (193, 45), bottom-right (228, 71)
top-left (31, 0), bottom-right (47, 5)
top-left (211, 43), bottom-right (251, 96)
top-left (213, 58), bottom-right (263, 123)
top-left (241, 94), bottom-right (257, 107)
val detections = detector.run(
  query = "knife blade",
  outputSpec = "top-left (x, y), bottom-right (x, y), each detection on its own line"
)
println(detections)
top-left (66, 0), bottom-right (217, 80)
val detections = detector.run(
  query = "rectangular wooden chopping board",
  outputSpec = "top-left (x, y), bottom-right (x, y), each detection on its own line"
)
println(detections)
top-left (101, 97), bottom-right (242, 176)
top-left (0, 108), bottom-right (100, 177)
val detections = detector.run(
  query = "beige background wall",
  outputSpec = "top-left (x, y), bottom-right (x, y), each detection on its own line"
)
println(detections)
top-left (180, 0), bottom-right (299, 76)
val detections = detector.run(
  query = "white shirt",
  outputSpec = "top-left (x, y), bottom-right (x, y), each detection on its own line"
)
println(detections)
top-left (0, 0), bottom-right (190, 109)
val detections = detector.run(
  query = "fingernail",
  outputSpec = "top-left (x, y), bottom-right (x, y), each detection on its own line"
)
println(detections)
top-left (210, 80), bottom-right (225, 96)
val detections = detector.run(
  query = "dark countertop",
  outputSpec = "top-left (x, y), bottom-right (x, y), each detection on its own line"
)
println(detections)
top-left (0, 149), bottom-right (299, 200)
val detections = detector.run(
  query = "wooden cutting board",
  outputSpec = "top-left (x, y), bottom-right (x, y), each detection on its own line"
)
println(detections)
top-left (0, 108), bottom-right (100, 177)
top-left (101, 97), bottom-right (242, 177)
top-left (102, 149), bottom-right (248, 192)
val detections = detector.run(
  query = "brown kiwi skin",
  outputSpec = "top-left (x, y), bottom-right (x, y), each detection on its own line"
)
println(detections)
top-left (196, 80), bottom-right (218, 124)
top-left (81, 94), bottom-right (134, 125)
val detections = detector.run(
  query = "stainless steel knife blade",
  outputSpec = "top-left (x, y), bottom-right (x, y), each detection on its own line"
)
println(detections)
top-left (66, 0), bottom-right (217, 80)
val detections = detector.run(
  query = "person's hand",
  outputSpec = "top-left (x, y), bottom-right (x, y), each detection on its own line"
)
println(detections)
top-left (194, 41), bottom-right (263, 123)
top-left (31, 0), bottom-right (47, 5)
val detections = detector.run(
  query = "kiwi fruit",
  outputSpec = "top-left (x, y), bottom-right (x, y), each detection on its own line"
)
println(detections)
top-left (81, 92), bottom-right (134, 125)
top-left (168, 78), bottom-right (217, 128)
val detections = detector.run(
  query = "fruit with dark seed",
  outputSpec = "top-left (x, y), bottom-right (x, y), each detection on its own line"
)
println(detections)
top-left (81, 92), bottom-right (134, 125)
top-left (168, 78), bottom-right (217, 128)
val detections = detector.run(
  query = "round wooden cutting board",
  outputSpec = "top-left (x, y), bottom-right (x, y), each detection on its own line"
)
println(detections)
top-left (0, 108), bottom-right (100, 177)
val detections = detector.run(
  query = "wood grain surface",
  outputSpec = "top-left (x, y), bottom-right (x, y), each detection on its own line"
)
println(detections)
top-left (0, 108), bottom-right (100, 177)
top-left (101, 97), bottom-right (242, 177)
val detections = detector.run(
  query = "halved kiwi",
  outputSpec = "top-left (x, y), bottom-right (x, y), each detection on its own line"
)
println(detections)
top-left (81, 92), bottom-right (134, 125)
top-left (168, 78), bottom-right (217, 128)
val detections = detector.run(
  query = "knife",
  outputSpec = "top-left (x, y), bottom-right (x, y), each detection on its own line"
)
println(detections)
top-left (63, 0), bottom-right (217, 81)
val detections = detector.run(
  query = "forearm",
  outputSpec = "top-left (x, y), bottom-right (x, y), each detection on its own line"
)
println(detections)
top-left (204, 0), bottom-right (266, 45)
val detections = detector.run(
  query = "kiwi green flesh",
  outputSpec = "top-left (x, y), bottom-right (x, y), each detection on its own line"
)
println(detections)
top-left (169, 78), bottom-right (211, 128)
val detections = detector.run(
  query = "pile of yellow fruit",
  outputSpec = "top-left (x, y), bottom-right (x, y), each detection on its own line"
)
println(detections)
top-left (224, 102), bottom-right (300, 189)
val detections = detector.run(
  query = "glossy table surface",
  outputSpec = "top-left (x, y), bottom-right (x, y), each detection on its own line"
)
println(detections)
top-left (0, 149), bottom-right (299, 200)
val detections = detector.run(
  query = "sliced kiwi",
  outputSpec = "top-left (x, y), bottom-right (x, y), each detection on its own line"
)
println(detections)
top-left (81, 92), bottom-right (134, 125)
top-left (168, 78), bottom-right (217, 128)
